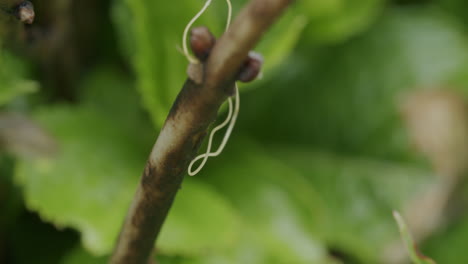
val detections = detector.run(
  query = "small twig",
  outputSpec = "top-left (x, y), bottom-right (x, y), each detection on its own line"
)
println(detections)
top-left (110, 0), bottom-right (293, 263)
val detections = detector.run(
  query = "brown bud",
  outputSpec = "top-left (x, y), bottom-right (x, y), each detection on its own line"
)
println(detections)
top-left (15, 1), bottom-right (35, 24)
top-left (190, 26), bottom-right (216, 62)
top-left (237, 52), bottom-right (263, 83)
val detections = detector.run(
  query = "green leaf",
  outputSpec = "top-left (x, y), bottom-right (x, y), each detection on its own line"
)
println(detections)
top-left (112, 0), bottom-right (221, 127)
top-left (191, 135), bottom-right (433, 262)
top-left (15, 105), bottom-right (147, 255)
top-left (14, 67), bottom-right (242, 256)
top-left (393, 211), bottom-right (436, 264)
top-left (264, 145), bottom-right (434, 262)
top-left (77, 65), bottom-right (144, 122)
top-left (0, 51), bottom-right (38, 106)
top-left (112, 0), bottom-right (307, 127)
top-left (242, 7), bottom-right (468, 163)
top-left (201, 138), bottom-right (335, 264)
top-left (435, 0), bottom-right (468, 26)
top-left (158, 180), bottom-right (241, 256)
top-left (254, 10), bottom-right (308, 77)
top-left (62, 247), bottom-right (107, 264)
top-left (301, 0), bottom-right (385, 43)
top-left (421, 216), bottom-right (468, 264)
top-left (0, 80), bottom-right (38, 106)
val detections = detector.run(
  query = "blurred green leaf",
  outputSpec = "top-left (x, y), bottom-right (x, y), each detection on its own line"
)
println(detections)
top-left (158, 180), bottom-right (241, 256)
top-left (112, 0), bottom-right (307, 127)
top-left (198, 135), bottom-right (434, 262)
top-left (15, 67), bottom-right (242, 256)
top-left (62, 247), bottom-right (107, 264)
top-left (0, 51), bottom-right (38, 106)
top-left (201, 137), bottom-right (336, 263)
top-left (254, 10), bottom-right (308, 77)
top-left (264, 144), bottom-right (434, 262)
top-left (77, 65), bottom-right (145, 123)
top-left (0, 80), bottom-right (38, 106)
top-left (301, 0), bottom-right (385, 43)
top-left (242, 7), bottom-right (468, 163)
top-left (9, 2), bottom-right (468, 263)
top-left (422, 217), bottom-right (468, 264)
top-left (15, 104), bottom-right (146, 255)
top-left (112, 0), bottom-right (221, 127)
top-left (393, 211), bottom-right (436, 264)
top-left (435, 0), bottom-right (468, 26)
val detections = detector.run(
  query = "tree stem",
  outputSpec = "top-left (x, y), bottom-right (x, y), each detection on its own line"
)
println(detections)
top-left (110, 0), bottom-right (293, 263)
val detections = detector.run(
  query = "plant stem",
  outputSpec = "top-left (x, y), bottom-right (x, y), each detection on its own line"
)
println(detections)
top-left (109, 0), bottom-right (293, 263)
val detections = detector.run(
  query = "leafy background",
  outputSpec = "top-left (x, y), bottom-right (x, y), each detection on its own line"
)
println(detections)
top-left (2, 0), bottom-right (468, 263)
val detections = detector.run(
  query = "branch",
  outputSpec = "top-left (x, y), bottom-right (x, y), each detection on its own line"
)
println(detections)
top-left (110, 0), bottom-right (293, 263)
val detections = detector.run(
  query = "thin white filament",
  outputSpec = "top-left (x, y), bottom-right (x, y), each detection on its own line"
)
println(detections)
top-left (182, 0), bottom-right (232, 63)
top-left (225, 0), bottom-right (232, 31)
top-left (210, 85), bottom-right (239, 156)
top-left (188, 85), bottom-right (239, 176)
top-left (182, 0), bottom-right (213, 64)
top-left (186, 0), bottom-right (239, 176)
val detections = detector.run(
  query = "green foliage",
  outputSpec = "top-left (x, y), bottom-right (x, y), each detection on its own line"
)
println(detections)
top-left (0, 51), bottom-right (38, 106)
top-left (201, 138), bottom-right (434, 263)
top-left (158, 180), bottom-right (241, 256)
top-left (243, 7), bottom-right (468, 163)
top-left (253, 10), bottom-right (308, 77)
top-left (62, 247), bottom-right (107, 264)
top-left (4, 0), bottom-right (468, 263)
top-left (268, 146), bottom-right (434, 262)
top-left (15, 68), bottom-right (242, 256)
top-left (15, 104), bottom-right (145, 254)
top-left (302, 0), bottom-right (385, 43)
top-left (422, 218), bottom-right (468, 263)
top-left (203, 138), bottom-right (331, 263)
top-left (112, 0), bottom-right (306, 127)
top-left (112, 0), bottom-right (220, 126)
top-left (435, 0), bottom-right (468, 25)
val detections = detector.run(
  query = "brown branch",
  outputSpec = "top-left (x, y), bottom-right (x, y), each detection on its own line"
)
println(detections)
top-left (109, 0), bottom-right (293, 263)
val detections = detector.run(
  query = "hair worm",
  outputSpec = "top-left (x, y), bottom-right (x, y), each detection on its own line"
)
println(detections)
top-left (188, 85), bottom-right (239, 176)
top-left (184, 0), bottom-right (242, 176)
